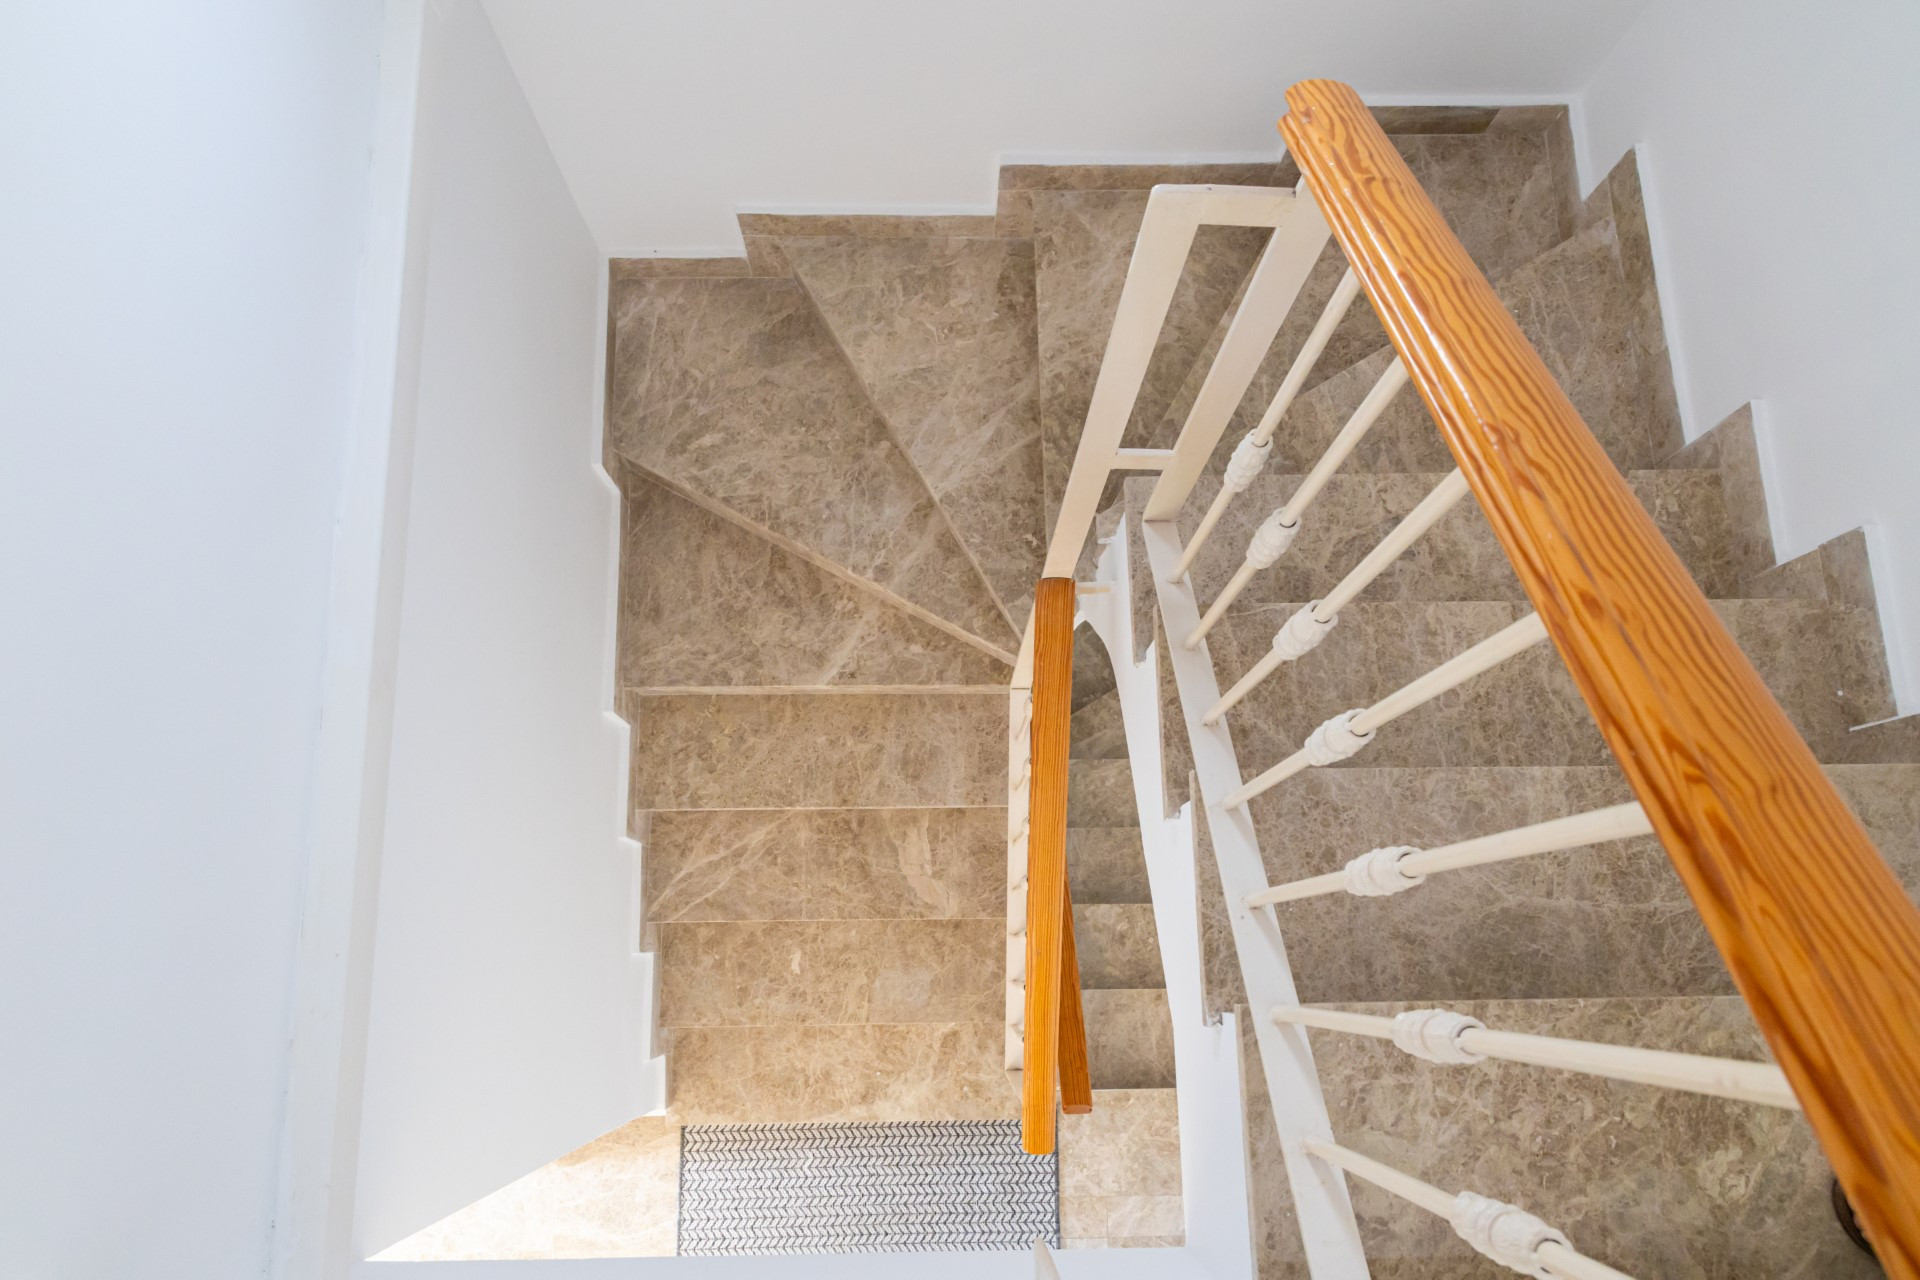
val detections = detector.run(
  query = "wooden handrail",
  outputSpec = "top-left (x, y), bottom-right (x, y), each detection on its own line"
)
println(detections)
top-left (1021, 577), bottom-right (1088, 1153)
top-left (1281, 79), bottom-right (1920, 1276)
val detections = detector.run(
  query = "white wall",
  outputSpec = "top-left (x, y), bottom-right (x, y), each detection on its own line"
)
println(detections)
top-left (482, 0), bottom-right (1651, 253)
top-left (350, 1), bottom-right (658, 1258)
top-left (1578, 0), bottom-right (1920, 708)
top-left (0, 1), bottom-right (385, 1274)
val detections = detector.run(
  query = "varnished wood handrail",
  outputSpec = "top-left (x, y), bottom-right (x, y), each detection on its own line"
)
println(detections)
top-left (1022, 577), bottom-right (1088, 1153)
top-left (1281, 79), bottom-right (1920, 1276)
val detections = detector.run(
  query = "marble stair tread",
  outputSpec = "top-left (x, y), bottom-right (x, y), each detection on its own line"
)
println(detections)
top-left (656, 918), bottom-right (1002, 1028)
top-left (782, 236), bottom-right (1045, 631)
top-left (1208, 598), bottom-right (1891, 771)
top-left (1243, 996), bottom-right (1869, 1280)
top-left (627, 691), bottom-right (1005, 813)
top-left (1201, 216), bottom-right (1665, 479)
top-left (643, 808), bottom-right (1004, 924)
top-left (1081, 988), bottom-right (1176, 1090)
top-left (664, 1022), bottom-right (1016, 1125)
top-left (1058, 1088), bottom-right (1184, 1250)
top-left (1158, 128), bottom-right (1572, 465)
top-left (619, 476), bottom-right (1006, 691)
top-left (1068, 827), bottom-right (1151, 906)
top-left (1032, 188), bottom-right (1269, 525)
top-left (1072, 903), bottom-right (1166, 989)
top-left (1070, 689), bottom-right (1127, 760)
top-left (607, 275), bottom-right (1015, 656)
top-left (1068, 758), bottom-right (1138, 827)
top-left (1128, 466), bottom-right (1738, 609)
top-left (1202, 763), bottom-right (1919, 1012)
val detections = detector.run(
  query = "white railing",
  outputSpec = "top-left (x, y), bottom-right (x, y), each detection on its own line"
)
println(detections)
top-left (1016, 141), bottom-right (1855, 1278)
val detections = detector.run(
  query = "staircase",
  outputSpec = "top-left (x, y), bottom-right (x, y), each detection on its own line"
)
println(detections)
top-left (605, 92), bottom-right (1918, 1274)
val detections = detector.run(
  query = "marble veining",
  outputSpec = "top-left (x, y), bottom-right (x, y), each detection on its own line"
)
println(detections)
top-left (630, 691), bottom-right (1005, 812)
top-left (608, 276), bottom-right (1014, 653)
top-left (619, 477), bottom-right (1005, 690)
top-left (1059, 1088), bottom-right (1184, 1249)
top-left (664, 1022), bottom-right (1017, 1125)
top-left (645, 808), bottom-right (1004, 923)
top-left (657, 918), bottom-right (1002, 1028)
top-left (784, 236), bottom-right (1045, 628)
top-left (1244, 997), bottom-right (1876, 1279)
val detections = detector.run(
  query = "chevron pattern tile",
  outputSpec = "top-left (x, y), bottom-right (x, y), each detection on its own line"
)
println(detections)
top-left (678, 1120), bottom-right (1058, 1254)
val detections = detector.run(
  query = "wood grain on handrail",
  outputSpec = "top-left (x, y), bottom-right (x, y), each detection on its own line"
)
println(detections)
top-left (1059, 880), bottom-right (1093, 1116)
top-left (1022, 577), bottom-right (1079, 1153)
top-left (1282, 79), bottom-right (1920, 1276)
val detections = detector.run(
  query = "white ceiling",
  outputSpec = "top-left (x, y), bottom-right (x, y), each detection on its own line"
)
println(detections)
top-left (482, 0), bottom-right (1652, 253)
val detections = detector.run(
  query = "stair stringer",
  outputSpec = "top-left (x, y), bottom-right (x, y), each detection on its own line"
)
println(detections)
top-left (1138, 515), bottom-right (1370, 1279)
top-left (1075, 514), bottom-right (1257, 1280)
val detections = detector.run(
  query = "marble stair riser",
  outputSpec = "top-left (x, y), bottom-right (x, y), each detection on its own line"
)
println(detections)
top-left (1070, 690), bottom-right (1127, 760)
top-left (627, 692), bottom-right (1004, 814)
top-left (1067, 827), bottom-right (1152, 906)
top-left (664, 1023), bottom-right (1015, 1126)
top-left (1072, 903), bottom-right (1166, 990)
top-left (657, 918), bottom-right (1002, 1028)
top-left (644, 808), bottom-right (1005, 925)
top-left (607, 275), bottom-right (1014, 653)
top-left (1081, 988), bottom-right (1176, 1090)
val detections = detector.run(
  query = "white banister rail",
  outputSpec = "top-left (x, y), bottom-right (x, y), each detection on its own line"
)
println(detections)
top-left (1184, 357), bottom-right (1408, 649)
top-left (1222, 612), bottom-right (1548, 808)
top-left (1302, 1138), bottom-right (1638, 1280)
top-left (1273, 1005), bottom-right (1799, 1108)
top-left (1205, 468), bottom-right (1472, 724)
top-left (1165, 268), bottom-right (1364, 575)
top-left (1246, 801), bottom-right (1653, 905)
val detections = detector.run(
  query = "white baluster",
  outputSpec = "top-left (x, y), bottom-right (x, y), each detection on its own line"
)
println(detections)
top-left (1223, 613), bottom-right (1548, 809)
top-left (1206, 470), bottom-right (1470, 723)
top-left (1183, 358), bottom-right (1410, 648)
top-left (1272, 1005), bottom-right (1797, 1108)
top-left (1167, 270), bottom-right (1363, 580)
top-left (1246, 801), bottom-right (1652, 907)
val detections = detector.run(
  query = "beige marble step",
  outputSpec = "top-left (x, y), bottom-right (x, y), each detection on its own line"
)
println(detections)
top-left (656, 917), bottom-right (1001, 1029)
top-left (618, 475), bottom-right (1007, 692)
top-left (1058, 1087), bottom-right (1184, 1250)
top-left (1081, 988), bottom-right (1175, 1090)
top-left (784, 235), bottom-right (1045, 631)
top-left (664, 1022), bottom-right (1015, 1125)
top-left (606, 274), bottom-right (1016, 657)
top-left (1072, 903), bottom-right (1165, 989)
top-left (626, 691), bottom-right (1004, 814)
top-left (1203, 215), bottom-right (1670, 479)
top-left (1202, 762), bottom-right (1919, 1012)
top-left (1129, 466), bottom-right (1740, 609)
top-left (1067, 827), bottom-right (1150, 905)
top-left (643, 808), bottom-right (1003, 925)
top-left (1207, 597), bottom-right (1894, 773)
top-left (1069, 689), bottom-right (1127, 760)
top-left (1155, 116), bottom-right (1579, 457)
top-left (1067, 758), bottom-right (1136, 827)
top-left (1241, 996), bottom-right (1872, 1280)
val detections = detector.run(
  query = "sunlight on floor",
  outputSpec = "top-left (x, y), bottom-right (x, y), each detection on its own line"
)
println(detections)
top-left (373, 1117), bottom-right (680, 1260)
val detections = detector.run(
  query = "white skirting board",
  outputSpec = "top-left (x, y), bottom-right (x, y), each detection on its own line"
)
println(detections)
top-left (1139, 516), bottom-right (1371, 1279)
top-left (1074, 516), bottom-right (1260, 1280)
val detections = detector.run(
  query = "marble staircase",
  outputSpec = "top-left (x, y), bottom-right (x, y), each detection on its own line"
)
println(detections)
top-left (603, 101), bottom-right (1916, 1271)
